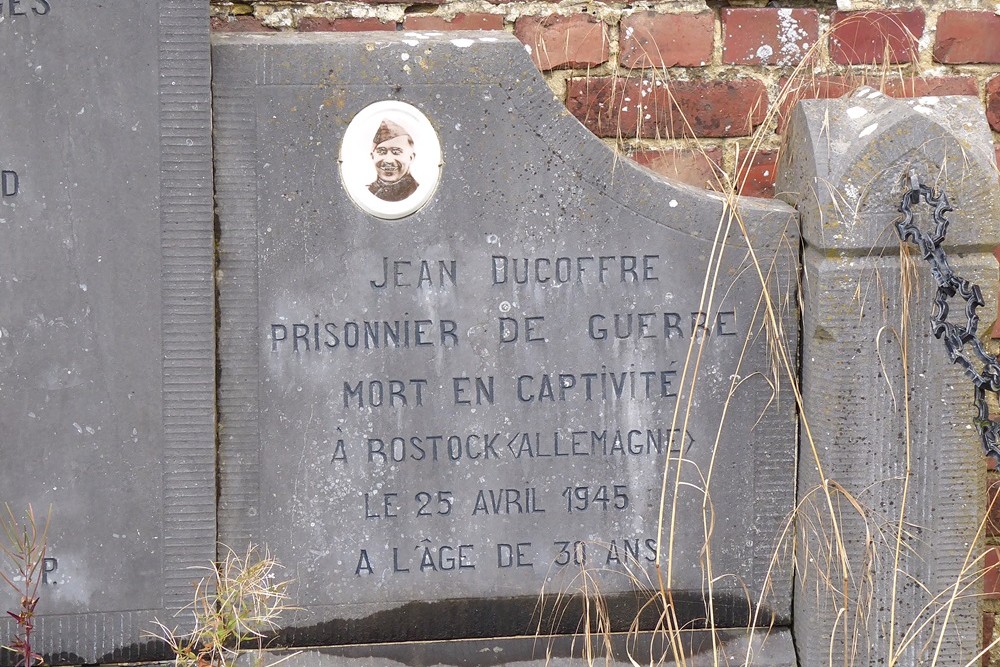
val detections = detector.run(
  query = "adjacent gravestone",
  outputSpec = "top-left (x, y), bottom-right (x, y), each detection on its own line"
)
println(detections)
top-left (214, 32), bottom-right (799, 655)
top-left (778, 89), bottom-right (999, 665)
top-left (0, 1), bottom-right (214, 663)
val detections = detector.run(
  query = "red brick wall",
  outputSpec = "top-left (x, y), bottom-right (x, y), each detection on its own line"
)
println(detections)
top-left (210, 0), bottom-right (1000, 661)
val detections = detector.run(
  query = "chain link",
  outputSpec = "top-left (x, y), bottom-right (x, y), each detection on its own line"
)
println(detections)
top-left (896, 170), bottom-right (1000, 460)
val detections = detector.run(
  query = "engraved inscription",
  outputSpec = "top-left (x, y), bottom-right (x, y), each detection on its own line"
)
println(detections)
top-left (491, 254), bottom-right (660, 285)
top-left (0, 0), bottom-right (50, 17)
top-left (361, 428), bottom-right (694, 466)
top-left (343, 378), bottom-right (428, 408)
top-left (265, 244), bottom-right (741, 590)
top-left (350, 537), bottom-right (660, 578)
top-left (1, 170), bottom-right (18, 197)
top-left (370, 257), bottom-right (457, 289)
top-left (270, 318), bottom-right (459, 352)
top-left (588, 311), bottom-right (737, 340)
top-left (41, 557), bottom-right (57, 585)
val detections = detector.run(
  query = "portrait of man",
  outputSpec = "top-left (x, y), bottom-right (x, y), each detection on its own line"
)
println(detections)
top-left (341, 100), bottom-right (441, 219)
top-left (368, 118), bottom-right (419, 202)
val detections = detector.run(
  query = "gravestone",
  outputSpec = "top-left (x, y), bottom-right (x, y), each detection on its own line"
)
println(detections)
top-left (213, 32), bottom-right (799, 658)
top-left (778, 89), bottom-right (999, 665)
top-left (0, 1), bottom-right (214, 663)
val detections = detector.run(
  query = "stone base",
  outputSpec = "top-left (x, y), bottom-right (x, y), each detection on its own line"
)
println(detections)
top-left (237, 630), bottom-right (797, 666)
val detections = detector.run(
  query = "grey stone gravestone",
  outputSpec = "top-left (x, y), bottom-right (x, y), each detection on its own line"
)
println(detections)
top-left (0, 1), bottom-right (214, 663)
top-left (214, 32), bottom-right (799, 656)
top-left (778, 89), bottom-right (999, 665)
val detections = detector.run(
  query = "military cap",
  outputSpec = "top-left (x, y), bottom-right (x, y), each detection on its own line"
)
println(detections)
top-left (372, 119), bottom-right (411, 146)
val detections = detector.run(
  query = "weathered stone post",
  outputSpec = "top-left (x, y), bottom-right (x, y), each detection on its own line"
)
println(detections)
top-left (778, 90), bottom-right (999, 665)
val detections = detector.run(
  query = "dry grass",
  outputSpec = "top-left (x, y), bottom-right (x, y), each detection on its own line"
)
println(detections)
top-left (149, 545), bottom-right (295, 667)
top-left (544, 14), bottom-right (1000, 667)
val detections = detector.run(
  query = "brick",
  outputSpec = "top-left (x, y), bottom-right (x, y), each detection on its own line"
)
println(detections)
top-left (629, 147), bottom-right (723, 190)
top-left (989, 477), bottom-right (1000, 537)
top-left (987, 547), bottom-right (1000, 599)
top-left (736, 150), bottom-right (778, 198)
top-left (988, 76), bottom-right (1000, 133)
top-left (881, 76), bottom-right (978, 99)
top-left (514, 14), bottom-right (608, 71)
top-left (722, 8), bottom-right (818, 66)
top-left (934, 11), bottom-right (1000, 64)
top-left (829, 10), bottom-right (924, 65)
top-left (298, 17), bottom-right (397, 31)
top-left (986, 613), bottom-right (995, 667)
top-left (776, 75), bottom-right (851, 132)
top-left (209, 15), bottom-right (276, 32)
top-left (619, 12), bottom-right (714, 68)
top-left (994, 243), bottom-right (1000, 340)
top-left (404, 13), bottom-right (503, 31)
top-left (566, 77), bottom-right (768, 139)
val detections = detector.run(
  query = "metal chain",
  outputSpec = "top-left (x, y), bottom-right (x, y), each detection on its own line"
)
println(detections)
top-left (896, 169), bottom-right (1000, 460)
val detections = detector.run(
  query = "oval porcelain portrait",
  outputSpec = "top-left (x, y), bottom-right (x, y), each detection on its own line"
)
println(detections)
top-left (339, 101), bottom-right (442, 220)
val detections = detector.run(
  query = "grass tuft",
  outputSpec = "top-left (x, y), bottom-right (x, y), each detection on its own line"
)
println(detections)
top-left (149, 545), bottom-right (294, 667)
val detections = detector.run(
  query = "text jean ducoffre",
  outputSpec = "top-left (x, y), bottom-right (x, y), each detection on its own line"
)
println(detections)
top-left (268, 254), bottom-right (739, 580)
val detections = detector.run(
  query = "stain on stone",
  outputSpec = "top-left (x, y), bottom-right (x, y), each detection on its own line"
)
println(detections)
top-left (272, 591), bottom-right (781, 648)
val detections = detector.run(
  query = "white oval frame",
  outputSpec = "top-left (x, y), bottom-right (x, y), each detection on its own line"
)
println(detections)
top-left (339, 101), bottom-right (442, 220)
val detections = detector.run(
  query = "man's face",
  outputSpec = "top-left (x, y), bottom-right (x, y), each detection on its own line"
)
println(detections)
top-left (371, 135), bottom-right (415, 184)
